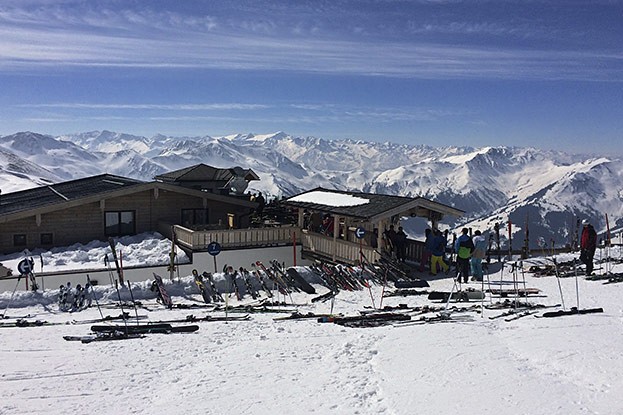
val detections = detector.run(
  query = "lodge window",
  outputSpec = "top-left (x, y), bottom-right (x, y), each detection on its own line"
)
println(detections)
top-left (181, 209), bottom-right (209, 228)
top-left (40, 233), bottom-right (53, 245)
top-left (105, 211), bottom-right (136, 236)
top-left (13, 234), bottom-right (26, 247)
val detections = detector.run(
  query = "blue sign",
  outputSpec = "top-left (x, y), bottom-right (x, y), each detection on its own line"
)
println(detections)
top-left (355, 227), bottom-right (366, 239)
top-left (207, 242), bottom-right (222, 256)
top-left (18, 258), bottom-right (34, 275)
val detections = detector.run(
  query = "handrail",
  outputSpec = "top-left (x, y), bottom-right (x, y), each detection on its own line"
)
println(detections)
top-left (172, 224), bottom-right (301, 250)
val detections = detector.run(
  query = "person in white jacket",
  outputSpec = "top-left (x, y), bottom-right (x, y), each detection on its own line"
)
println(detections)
top-left (470, 230), bottom-right (487, 281)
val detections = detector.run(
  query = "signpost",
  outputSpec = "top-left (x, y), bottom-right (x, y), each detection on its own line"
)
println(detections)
top-left (207, 241), bottom-right (222, 273)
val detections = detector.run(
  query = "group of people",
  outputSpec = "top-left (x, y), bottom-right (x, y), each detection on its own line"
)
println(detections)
top-left (249, 192), bottom-right (266, 217)
top-left (421, 219), bottom-right (599, 281)
top-left (383, 225), bottom-right (408, 262)
top-left (421, 227), bottom-right (487, 282)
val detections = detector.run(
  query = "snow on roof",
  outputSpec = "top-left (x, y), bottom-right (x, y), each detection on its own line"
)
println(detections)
top-left (289, 190), bottom-right (370, 207)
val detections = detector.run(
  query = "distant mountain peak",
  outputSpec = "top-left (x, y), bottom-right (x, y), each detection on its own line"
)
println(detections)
top-left (0, 130), bottom-right (620, 246)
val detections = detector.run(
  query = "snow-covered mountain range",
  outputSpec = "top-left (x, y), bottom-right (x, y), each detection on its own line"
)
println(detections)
top-left (1, 131), bottom-right (621, 248)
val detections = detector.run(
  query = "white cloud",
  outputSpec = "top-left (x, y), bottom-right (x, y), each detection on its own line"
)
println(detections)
top-left (0, 2), bottom-right (620, 81)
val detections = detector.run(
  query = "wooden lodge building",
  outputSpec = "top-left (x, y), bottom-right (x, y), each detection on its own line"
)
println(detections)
top-left (282, 188), bottom-right (464, 264)
top-left (0, 164), bottom-right (258, 255)
top-left (0, 163), bottom-right (464, 270)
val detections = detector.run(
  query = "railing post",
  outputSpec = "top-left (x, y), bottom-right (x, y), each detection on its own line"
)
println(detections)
top-left (292, 230), bottom-right (297, 267)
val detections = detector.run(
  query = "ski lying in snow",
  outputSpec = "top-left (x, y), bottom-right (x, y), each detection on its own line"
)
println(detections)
top-left (150, 314), bottom-right (250, 324)
top-left (486, 287), bottom-right (541, 297)
top-left (64, 332), bottom-right (145, 343)
top-left (72, 313), bottom-right (148, 325)
top-left (274, 312), bottom-right (343, 321)
top-left (383, 289), bottom-right (430, 297)
top-left (214, 304), bottom-right (298, 314)
top-left (602, 274), bottom-right (623, 284)
top-left (0, 319), bottom-right (58, 328)
top-left (311, 290), bottom-right (338, 303)
top-left (318, 312), bottom-right (411, 326)
top-left (428, 289), bottom-right (485, 302)
top-left (90, 323), bottom-right (199, 334)
top-left (503, 310), bottom-right (539, 321)
top-left (398, 313), bottom-right (476, 326)
top-left (489, 303), bottom-right (562, 319)
top-left (538, 307), bottom-right (604, 318)
top-left (394, 279), bottom-right (430, 289)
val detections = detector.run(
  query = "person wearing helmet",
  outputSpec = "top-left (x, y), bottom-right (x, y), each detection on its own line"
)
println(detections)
top-left (580, 219), bottom-right (597, 275)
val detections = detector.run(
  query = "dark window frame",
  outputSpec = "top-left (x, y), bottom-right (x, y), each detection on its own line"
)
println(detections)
top-left (105, 210), bottom-right (137, 237)
top-left (181, 208), bottom-right (210, 228)
top-left (40, 233), bottom-right (54, 245)
top-left (13, 234), bottom-right (27, 247)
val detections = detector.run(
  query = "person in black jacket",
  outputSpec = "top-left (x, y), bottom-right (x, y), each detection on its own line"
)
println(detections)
top-left (580, 220), bottom-right (597, 275)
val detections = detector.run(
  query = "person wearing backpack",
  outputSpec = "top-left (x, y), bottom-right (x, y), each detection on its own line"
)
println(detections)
top-left (455, 228), bottom-right (474, 283)
top-left (430, 229), bottom-right (449, 275)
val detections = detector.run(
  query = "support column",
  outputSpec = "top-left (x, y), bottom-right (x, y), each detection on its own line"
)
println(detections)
top-left (332, 214), bottom-right (340, 261)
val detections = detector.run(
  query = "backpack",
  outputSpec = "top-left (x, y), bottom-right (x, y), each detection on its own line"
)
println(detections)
top-left (458, 237), bottom-right (474, 259)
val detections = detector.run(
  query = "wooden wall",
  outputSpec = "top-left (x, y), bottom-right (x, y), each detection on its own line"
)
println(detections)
top-left (0, 189), bottom-right (252, 254)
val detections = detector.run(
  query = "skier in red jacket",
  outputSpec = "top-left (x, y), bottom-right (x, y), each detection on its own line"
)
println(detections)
top-left (580, 220), bottom-right (597, 275)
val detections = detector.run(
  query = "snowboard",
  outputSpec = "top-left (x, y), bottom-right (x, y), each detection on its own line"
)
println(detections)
top-left (286, 267), bottom-right (316, 294)
top-left (192, 269), bottom-right (212, 304)
top-left (152, 273), bottom-right (173, 309)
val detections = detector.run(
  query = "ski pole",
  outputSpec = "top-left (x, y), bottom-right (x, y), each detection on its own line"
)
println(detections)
top-left (552, 258), bottom-right (566, 310)
top-left (87, 275), bottom-right (104, 320)
top-left (114, 280), bottom-right (129, 335)
top-left (1, 276), bottom-right (22, 318)
top-left (378, 268), bottom-right (388, 309)
top-left (444, 278), bottom-right (458, 312)
top-left (126, 280), bottom-right (141, 325)
top-left (574, 259), bottom-right (580, 310)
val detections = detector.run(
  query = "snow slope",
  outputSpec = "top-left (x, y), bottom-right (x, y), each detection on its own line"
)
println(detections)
top-left (1, 241), bottom-right (622, 415)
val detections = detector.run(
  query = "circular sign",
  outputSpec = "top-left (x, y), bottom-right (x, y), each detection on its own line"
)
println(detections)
top-left (355, 227), bottom-right (366, 239)
top-left (207, 242), bottom-right (222, 256)
top-left (18, 258), bottom-right (34, 275)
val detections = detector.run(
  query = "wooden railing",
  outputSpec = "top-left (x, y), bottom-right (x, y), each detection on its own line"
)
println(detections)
top-left (162, 224), bottom-right (432, 265)
top-left (298, 230), bottom-right (380, 265)
top-left (171, 224), bottom-right (300, 250)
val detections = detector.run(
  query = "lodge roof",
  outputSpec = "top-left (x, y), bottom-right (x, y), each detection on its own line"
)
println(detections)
top-left (282, 187), bottom-right (464, 222)
top-left (0, 174), bottom-right (145, 216)
top-left (0, 171), bottom-right (257, 224)
top-left (154, 163), bottom-right (259, 183)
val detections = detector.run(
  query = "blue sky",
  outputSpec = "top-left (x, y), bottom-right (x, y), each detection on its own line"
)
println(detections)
top-left (0, 0), bottom-right (621, 155)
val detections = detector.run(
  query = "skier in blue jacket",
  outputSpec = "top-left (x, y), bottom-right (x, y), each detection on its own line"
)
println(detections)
top-left (455, 228), bottom-right (474, 283)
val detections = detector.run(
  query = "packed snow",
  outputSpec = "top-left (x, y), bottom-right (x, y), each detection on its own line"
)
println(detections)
top-left (1, 238), bottom-right (623, 415)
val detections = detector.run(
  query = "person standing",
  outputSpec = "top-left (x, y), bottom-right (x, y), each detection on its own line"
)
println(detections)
top-left (383, 225), bottom-right (397, 257)
top-left (394, 226), bottom-right (408, 262)
top-left (419, 228), bottom-right (433, 272)
top-left (580, 220), bottom-right (597, 275)
top-left (255, 192), bottom-right (266, 217)
top-left (430, 229), bottom-right (449, 275)
top-left (455, 228), bottom-right (474, 283)
top-left (470, 230), bottom-right (487, 281)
